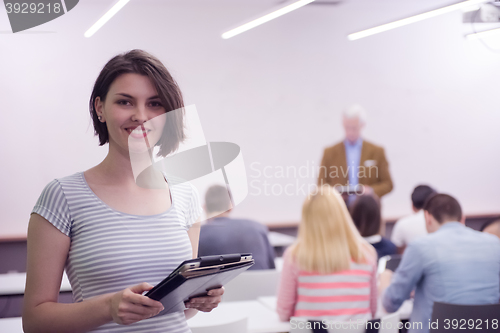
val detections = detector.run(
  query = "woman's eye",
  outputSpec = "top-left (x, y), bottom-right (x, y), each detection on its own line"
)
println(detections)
top-left (117, 100), bottom-right (131, 106)
top-left (150, 101), bottom-right (163, 108)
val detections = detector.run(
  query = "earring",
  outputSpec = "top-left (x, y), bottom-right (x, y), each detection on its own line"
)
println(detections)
top-left (98, 116), bottom-right (102, 121)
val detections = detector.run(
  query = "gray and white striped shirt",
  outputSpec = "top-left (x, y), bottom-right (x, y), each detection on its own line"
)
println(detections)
top-left (32, 171), bottom-right (202, 332)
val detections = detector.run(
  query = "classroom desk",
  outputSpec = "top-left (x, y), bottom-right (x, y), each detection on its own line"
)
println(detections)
top-left (268, 231), bottom-right (296, 247)
top-left (187, 300), bottom-right (290, 333)
top-left (0, 272), bottom-right (71, 296)
top-left (0, 317), bottom-right (23, 332)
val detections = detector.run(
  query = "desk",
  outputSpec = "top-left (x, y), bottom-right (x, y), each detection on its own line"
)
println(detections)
top-left (187, 300), bottom-right (290, 333)
top-left (268, 232), bottom-right (296, 248)
top-left (0, 317), bottom-right (23, 332)
top-left (0, 272), bottom-right (71, 296)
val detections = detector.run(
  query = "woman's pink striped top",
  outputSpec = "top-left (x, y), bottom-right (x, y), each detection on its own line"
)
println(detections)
top-left (277, 247), bottom-right (377, 322)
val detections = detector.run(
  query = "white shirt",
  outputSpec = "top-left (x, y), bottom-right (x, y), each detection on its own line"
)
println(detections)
top-left (391, 210), bottom-right (428, 247)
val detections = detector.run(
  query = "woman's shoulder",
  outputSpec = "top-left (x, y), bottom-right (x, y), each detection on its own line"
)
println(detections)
top-left (39, 172), bottom-right (84, 195)
top-left (377, 237), bottom-right (398, 253)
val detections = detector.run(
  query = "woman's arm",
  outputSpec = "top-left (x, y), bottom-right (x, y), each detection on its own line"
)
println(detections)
top-left (276, 248), bottom-right (299, 322)
top-left (22, 214), bottom-right (164, 333)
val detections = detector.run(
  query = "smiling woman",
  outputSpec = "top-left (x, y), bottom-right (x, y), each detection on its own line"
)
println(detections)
top-left (89, 49), bottom-right (185, 157)
top-left (21, 49), bottom-right (224, 333)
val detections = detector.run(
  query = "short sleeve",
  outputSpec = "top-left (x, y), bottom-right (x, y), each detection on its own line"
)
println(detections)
top-left (183, 183), bottom-right (203, 229)
top-left (31, 179), bottom-right (72, 237)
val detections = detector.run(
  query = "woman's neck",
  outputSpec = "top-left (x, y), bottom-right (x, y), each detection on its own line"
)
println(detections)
top-left (93, 143), bottom-right (163, 189)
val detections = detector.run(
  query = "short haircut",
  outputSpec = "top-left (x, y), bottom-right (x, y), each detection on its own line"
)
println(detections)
top-left (343, 104), bottom-right (367, 124)
top-left (411, 185), bottom-right (437, 210)
top-left (205, 185), bottom-right (232, 214)
top-left (423, 193), bottom-right (462, 224)
top-left (349, 194), bottom-right (381, 237)
top-left (89, 49), bottom-right (185, 157)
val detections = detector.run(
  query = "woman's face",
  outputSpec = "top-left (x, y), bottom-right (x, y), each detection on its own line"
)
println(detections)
top-left (95, 73), bottom-right (167, 154)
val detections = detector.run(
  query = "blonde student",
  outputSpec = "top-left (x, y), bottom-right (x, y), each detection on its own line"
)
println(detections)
top-left (277, 186), bottom-right (377, 322)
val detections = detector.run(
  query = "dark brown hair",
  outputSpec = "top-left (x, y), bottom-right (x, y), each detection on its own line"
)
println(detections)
top-left (89, 49), bottom-right (185, 157)
top-left (423, 193), bottom-right (462, 224)
top-left (411, 185), bottom-right (436, 210)
top-left (349, 194), bottom-right (381, 237)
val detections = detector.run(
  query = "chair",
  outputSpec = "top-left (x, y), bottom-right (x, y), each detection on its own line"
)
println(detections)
top-left (221, 269), bottom-right (280, 302)
top-left (189, 317), bottom-right (248, 333)
top-left (430, 302), bottom-right (500, 333)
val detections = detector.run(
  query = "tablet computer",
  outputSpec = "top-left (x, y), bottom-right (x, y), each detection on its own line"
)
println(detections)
top-left (145, 253), bottom-right (254, 315)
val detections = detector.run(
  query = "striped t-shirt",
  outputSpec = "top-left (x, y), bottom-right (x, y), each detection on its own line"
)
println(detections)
top-left (277, 246), bottom-right (377, 323)
top-left (31, 171), bottom-right (202, 333)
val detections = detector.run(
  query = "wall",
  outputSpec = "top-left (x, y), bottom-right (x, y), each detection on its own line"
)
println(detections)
top-left (1, 0), bottom-right (499, 235)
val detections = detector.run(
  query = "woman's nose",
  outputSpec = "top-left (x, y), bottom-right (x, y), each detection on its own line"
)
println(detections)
top-left (131, 106), bottom-right (148, 123)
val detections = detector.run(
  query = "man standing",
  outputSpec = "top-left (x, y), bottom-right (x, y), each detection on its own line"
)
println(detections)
top-left (380, 194), bottom-right (500, 333)
top-left (318, 105), bottom-right (393, 198)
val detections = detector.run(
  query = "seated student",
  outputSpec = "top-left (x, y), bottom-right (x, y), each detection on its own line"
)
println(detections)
top-left (391, 185), bottom-right (436, 253)
top-left (277, 186), bottom-right (377, 322)
top-left (350, 194), bottom-right (397, 259)
top-left (380, 193), bottom-right (500, 333)
top-left (198, 185), bottom-right (275, 270)
top-left (481, 219), bottom-right (500, 240)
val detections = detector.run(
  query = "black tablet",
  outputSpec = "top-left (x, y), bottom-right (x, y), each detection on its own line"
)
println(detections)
top-left (145, 253), bottom-right (254, 314)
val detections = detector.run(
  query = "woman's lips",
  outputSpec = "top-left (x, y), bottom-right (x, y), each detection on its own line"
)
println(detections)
top-left (126, 127), bottom-right (151, 139)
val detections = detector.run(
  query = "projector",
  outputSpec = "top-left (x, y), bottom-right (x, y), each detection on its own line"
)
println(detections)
top-left (463, 1), bottom-right (500, 23)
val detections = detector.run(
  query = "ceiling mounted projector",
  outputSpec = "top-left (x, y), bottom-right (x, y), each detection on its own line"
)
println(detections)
top-left (463, 1), bottom-right (500, 22)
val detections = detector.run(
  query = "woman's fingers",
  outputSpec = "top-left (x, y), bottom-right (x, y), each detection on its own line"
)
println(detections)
top-left (207, 286), bottom-right (225, 296)
top-left (110, 283), bottom-right (165, 325)
top-left (125, 283), bottom-right (164, 310)
top-left (186, 287), bottom-right (224, 312)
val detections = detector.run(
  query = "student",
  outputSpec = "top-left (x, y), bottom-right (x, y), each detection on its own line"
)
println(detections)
top-left (350, 194), bottom-right (397, 260)
top-left (22, 50), bottom-right (223, 333)
top-left (277, 186), bottom-right (377, 322)
top-left (198, 185), bottom-right (276, 270)
top-left (380, 194), bottom-right (500, 333)
top-left (391, 185), bottom-right (436, 253)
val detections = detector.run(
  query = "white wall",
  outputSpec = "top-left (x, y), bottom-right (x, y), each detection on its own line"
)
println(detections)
top-left (1, 0), bottom-right (499, 235)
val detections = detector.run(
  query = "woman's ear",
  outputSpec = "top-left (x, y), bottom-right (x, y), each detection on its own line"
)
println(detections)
top-left (95, 97), bottom-right (105, 122)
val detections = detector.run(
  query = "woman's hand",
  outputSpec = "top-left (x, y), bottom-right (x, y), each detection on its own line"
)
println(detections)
top-left (109, 282), bottom-right (164, 325)
top-left (185, 287), bottom-right (224, 312)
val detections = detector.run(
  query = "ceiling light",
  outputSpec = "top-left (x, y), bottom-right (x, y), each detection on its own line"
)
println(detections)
top-left (222, 0), bottom-right (315, 39)
top-left (348, 0), bottom-right (489, 41)
top-left (466, 26), bottom-right (500, 39)
top-left (84, 0), bottom-right (131, 38)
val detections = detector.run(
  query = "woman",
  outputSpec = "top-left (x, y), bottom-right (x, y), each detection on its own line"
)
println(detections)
top-left (350, 194), bottom-right (397, 259)
top-left (22, 50), bottom-right (223, 333)
top-left (277, 186), bottom-right (377, 323)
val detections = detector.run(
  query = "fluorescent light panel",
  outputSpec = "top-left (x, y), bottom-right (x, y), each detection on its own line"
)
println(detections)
top-left (222, 0), bottom-right (315, 39)
top-left (466, 26), bottom-right (500, 39)
top-left (84, 0), bottom-right (131, 38)
top-left (348, 0), bottom-right (489, 41)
